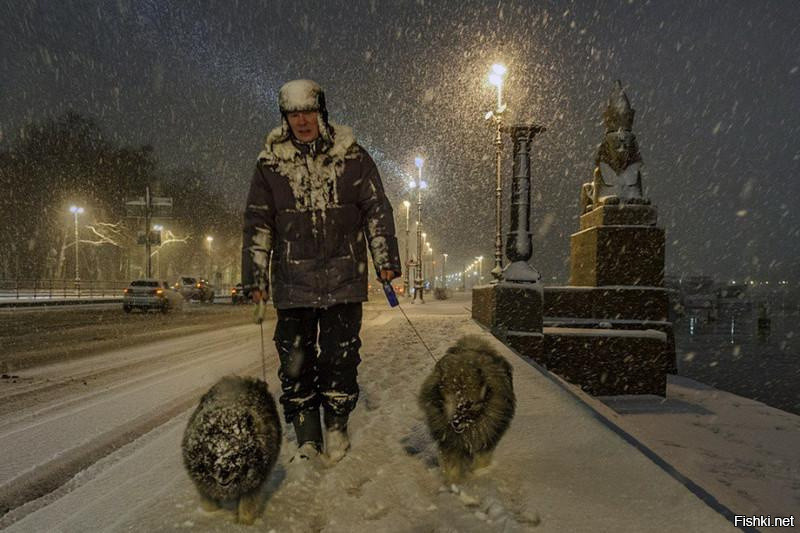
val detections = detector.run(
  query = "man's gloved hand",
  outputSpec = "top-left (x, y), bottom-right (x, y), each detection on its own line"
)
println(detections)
top-left (379, 269), bottom-right (400, 283)
top-left (251, 288), bottom-right (269, 324)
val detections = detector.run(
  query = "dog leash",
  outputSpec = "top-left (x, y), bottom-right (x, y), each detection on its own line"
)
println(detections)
top-left (382, 280), bottom-right (438, 364)
top-left (394, 301), bottom-right (439, 364)
top-left (252, 284), bottom-right (436, 374)
top-left (259, 321), bottom-right (267, 383)
top-left (254, 298), bottom-right (268, 383)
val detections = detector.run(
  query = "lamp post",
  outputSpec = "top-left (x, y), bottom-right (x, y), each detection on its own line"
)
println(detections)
top-left (422, 232), bottom-right (427, 285)
top-left (412, 152), bottom-right (425, 304)
top-left (206, 235), bottom-right (214, 279)
top-left (69, 205), bottom-right (84, 282)
top-left (403, 200), bottom-right (411, 297)
top-left (486, 63), bottom-right (508, 282)
top-left (427, 245), bottom-right (433, 289)
top-left (442, 253), bottom-right (448, 290)
top-left (476, 256), bottom-right (484, 284)
top-left (153, 225), bottom-right (163, 279)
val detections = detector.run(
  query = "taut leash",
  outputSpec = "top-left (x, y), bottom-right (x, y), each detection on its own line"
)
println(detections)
top-left (253, 297), bottom-right (268, 384)
top-left (259, 321), bottom-right (267, 383)
top-left (394, 301), bottom-right (438, 364)
top-left (382, 280), bottom-right (438, 364)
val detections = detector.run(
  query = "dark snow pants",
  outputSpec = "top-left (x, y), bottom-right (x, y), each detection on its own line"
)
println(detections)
top-left (273, 302), bottom-right (363, 423)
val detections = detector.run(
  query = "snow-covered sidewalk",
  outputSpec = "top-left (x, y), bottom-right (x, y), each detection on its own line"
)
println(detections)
top-left (4, 294), bottom-right (747, 532)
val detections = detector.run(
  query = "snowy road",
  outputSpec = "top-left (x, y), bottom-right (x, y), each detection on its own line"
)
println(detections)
top-left (0, 321), bottom-right (273, 523)
top-left (1, 296), bottom-right (738, 532)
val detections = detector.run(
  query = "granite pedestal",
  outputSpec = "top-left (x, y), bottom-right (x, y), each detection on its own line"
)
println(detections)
top-left (472, 282), bottom-right (543, 358)
top-left (532, 204), bottom-right (677, 395)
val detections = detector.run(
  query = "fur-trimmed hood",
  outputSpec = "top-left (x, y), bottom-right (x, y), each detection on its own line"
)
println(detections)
top-left (256, 123), bottom-right (360, 222)
top-left (257, 122), bottom-right (356, 164)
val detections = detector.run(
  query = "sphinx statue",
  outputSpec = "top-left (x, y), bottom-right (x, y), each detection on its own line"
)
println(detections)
top-left (581, 81), bottom-right (651, 213)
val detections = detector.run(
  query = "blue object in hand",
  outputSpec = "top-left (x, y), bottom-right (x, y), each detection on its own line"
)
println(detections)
top-left (382, 281), bottom-right (399, 307)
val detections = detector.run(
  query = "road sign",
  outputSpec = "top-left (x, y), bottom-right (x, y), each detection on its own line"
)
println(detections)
top-left (125, 196), bottom-right (172, 218)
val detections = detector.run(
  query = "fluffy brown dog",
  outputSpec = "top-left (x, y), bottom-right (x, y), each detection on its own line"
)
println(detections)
top-left (182, 376), bottom-right (282, 524)
top-left (419, 335), bottom-right (516, 483)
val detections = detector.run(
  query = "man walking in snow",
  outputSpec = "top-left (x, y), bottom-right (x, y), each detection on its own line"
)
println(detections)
top-left (242, 79), bottom-right (401, 464)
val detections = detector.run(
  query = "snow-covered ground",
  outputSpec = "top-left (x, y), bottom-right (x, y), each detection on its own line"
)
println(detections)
top-left (1, 293), bottom-right (794, 531)
top-left (594, 375), bottom-right (800, 518)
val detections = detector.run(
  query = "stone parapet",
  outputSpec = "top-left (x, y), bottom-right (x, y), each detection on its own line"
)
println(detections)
top-left (543, 286), bottom-right (669, 321)
top-left (541, 327), bottom-right (669, 395)
top-left (472, 283), bottom-right (543, 360)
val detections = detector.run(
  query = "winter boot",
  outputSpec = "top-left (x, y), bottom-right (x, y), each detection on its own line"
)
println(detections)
top-left (323, 411), bottom-right (350, 465)
top-left (290, 408), bottom-right (323, 463)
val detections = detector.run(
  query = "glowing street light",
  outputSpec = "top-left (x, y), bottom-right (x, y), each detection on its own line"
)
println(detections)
top-left (488, 63), bottom-right (507, 112)
top-left (485, 63), bottom-right (508, 281)
top-left (69, 205), bottom-right (84, 281)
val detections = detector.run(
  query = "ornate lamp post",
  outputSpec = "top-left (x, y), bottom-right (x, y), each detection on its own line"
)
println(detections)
top-left (69, 205), bottom-right (84, 281)
top-left (403, 200), bottom-right (411, 297)
top-left (486, 63), bottom-right (508, 282)
top-left (411, 157), bottom-right (426, 303)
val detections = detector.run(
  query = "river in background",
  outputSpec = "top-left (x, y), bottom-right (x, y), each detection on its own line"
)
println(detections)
top-left (675, 306), bottom-right (800, 415)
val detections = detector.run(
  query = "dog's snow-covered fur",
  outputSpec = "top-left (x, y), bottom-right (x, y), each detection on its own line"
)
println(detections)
top-left (419, 335), bottom-right (516, 483)
top-left (182, 376), bottom-right (281, 524)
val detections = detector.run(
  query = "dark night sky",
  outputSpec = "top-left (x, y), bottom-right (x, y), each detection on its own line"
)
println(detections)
top-left (1, 0), bottom-right (799, 282)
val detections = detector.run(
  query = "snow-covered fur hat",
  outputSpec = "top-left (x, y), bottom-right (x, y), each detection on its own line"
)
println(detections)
top-left (278, 79), bottom-right (333, 147)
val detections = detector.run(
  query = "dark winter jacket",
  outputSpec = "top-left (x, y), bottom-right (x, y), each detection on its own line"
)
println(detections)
top-left (242, 123), bottom-right (401, 309)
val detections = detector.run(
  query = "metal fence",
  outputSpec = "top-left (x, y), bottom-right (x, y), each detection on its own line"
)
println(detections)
top-left (0, 279), bottom-right (130, 301)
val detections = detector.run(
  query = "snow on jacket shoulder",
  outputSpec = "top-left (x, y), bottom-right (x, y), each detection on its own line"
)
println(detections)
top-left (242, 123), bottom-right (400, 309)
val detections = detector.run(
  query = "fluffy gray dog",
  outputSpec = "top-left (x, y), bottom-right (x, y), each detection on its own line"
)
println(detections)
top-left (182, 375), bottom-right (282, 524)
top-left (419, 335), bottom-right (516, 483)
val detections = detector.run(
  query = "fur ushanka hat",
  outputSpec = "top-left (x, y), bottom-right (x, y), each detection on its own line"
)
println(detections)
top-left (277, 79), bottom-right (333, 147)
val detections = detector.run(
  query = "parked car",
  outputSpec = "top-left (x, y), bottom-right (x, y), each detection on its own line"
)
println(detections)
top-left (175, 276), bottom-right (199, 300)
top-left (231, 283), bottom-right (250, 304)
top-left (123, 279), bottom-right (184, 313)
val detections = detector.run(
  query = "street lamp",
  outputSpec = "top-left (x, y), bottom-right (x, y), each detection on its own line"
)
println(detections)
top-left (69, 205), bottom-right (84, 282)
top-left (486, 63), bottom-right (508, 281)
top-left (153, 225), bottom-right (163, 279)
top-left (403, 200), bottom-right (411, 297)
top-left (206, 236), bottom-right (214, 279)
top-left (426, 246), bottom-right (433, 289)
top-left (421, 234), bottom-right (428, 285)
top-left (476, 256), bottom-right (484, 284)
top-left (442, 254), bottom-right (447, 289)
top-left (412, 158), bottom-right (426, 304)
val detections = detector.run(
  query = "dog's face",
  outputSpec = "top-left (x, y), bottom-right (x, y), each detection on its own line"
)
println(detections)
top-left (438, 364), bottom-right (489, 434)
top-left (190, 407), bottom-right (265, 496)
